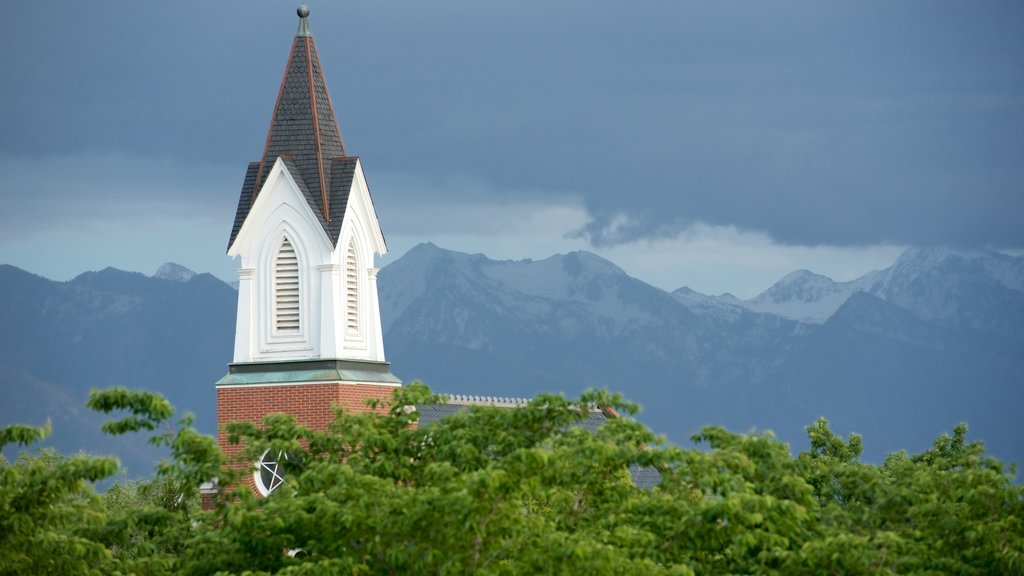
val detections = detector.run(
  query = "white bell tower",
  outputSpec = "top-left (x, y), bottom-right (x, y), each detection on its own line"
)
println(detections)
top-left (215, 7), bottom-right (400, 497)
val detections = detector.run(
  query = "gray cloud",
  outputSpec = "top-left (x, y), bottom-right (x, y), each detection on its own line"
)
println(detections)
top-left (2, 0), bottom-right (1021, 250)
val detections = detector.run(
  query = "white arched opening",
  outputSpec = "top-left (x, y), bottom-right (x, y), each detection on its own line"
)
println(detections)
top-left (345, 238), bottom-right (360, 337)
top-left (274, 237), bottom-right (300, 334)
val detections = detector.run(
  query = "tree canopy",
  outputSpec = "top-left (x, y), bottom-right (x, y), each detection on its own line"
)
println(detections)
top-left (1, 383), bottom-right (1022, 575)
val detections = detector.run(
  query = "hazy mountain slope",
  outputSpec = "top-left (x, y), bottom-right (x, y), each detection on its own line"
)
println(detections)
top-left (671, 287), bottom-right (748, 323)
top-left (381, 244), bottom-right (707, 394)
top-left (381, 244), bottom-right (809, 445)
top-left (0, 264), bottom-right (235, 475)
top-left (754, 291), bottom-right (1024, 463)
top-left (0, 358), bottom-right (166, 471)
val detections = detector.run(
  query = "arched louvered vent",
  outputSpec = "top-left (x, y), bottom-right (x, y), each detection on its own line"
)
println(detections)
top-left (275, 238), bottom-right (300, 332)
top-left (345, 240), bottom-right (359, 333)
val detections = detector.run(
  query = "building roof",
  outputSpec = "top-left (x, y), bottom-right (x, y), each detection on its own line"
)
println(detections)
top-left (228, 8), bottom-right (358, 250)
top-left (416, 395), bottom-right (663, 490)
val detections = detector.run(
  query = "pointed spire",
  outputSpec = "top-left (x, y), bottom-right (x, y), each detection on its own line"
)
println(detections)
top-left (253, 5), bottom-right (346, 223)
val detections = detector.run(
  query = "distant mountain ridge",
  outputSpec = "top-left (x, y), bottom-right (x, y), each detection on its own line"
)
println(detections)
top-left (380, 244), bottom-right (1024, 465)
top-left (2, 248), bottom-right (1022, 475)
top-left (741, 247), bottom-right (1024, 328)
top-left (0, 263), bottom-right (236, 475)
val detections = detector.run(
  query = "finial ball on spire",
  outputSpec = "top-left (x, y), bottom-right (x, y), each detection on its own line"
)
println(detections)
top-left (295, 5), bottom-right (312, 36)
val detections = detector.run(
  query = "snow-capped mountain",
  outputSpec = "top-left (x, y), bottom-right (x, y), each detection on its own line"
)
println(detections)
top-left (154, 262), bottom-right (197, 282)
top-left (380, 243), bottom-right (1024, 465)
top-left (378, 243), bottom-right (804, 409)
top-left (380, 243), bottom-right (685, 342)
top-left (864, 247), bottom-right (1024, 334)
top-left (739, 247), bottom-right (1024, 329)
top-left (743, 269), bottom-right (880, 323)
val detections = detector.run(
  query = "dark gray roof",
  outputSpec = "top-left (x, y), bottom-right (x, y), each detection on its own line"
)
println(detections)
top-left (628, 463), bottom-right (662, 490)
top-left (227, 16), bottom-right (359, 251)
top-left (228, 163), bottom-right (259, 251)
top-left (415, 403), bottom-right (466, 427)
top-left (414, 401), bottom-right (663, 489)
top-left (327, 157), bottom-right (358, 235)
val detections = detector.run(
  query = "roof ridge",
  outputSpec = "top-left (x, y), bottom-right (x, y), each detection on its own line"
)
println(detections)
top-left (444, 394), bottom-right (532, 407)
top-left (440, 393), bottom-right (606, 412)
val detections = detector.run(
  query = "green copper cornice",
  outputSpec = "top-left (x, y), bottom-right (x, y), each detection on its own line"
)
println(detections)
top-left (216, 358), bottom-right (402, 387)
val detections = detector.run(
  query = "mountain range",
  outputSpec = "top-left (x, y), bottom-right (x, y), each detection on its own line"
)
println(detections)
top-left (0, 265), bottom-right (236, 473)
top-left (1, 245), bottom-right (1021, 474)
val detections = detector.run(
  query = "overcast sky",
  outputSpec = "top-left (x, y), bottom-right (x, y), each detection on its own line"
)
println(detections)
top-left (1, 1), bottom-right (1020, 298)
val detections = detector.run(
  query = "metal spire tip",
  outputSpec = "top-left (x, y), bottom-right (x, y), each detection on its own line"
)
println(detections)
top-left (296, 5), bottom-right (311, 37)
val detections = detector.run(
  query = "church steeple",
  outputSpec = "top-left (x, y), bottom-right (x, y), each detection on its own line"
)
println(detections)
top-left (216, 5), bottom-right (398, 503)
top-left (224, 6), bottom-right (390, 364)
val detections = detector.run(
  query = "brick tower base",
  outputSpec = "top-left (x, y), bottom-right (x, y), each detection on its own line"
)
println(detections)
top-left (206, 359), bottom-right (401, 504)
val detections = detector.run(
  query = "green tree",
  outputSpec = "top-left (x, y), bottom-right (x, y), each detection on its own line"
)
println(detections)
top-left (1, 386), bottom-right (1022, 575)
top-left (185, 385), bottom-right (686, 575)
top-left (793, 419), bottom-right (1024, 575)
top-left (0, 425), bottom-right (120, 575)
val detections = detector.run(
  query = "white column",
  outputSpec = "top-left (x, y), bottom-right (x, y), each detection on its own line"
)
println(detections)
top-left (367, 266), bottom-right (385, 361)
top-left (318, 263), bottom-right (342, 358)
top-left (234, 268), bottom-right (255, 363)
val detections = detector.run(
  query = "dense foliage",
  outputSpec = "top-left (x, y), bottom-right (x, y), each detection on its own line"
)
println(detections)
top-left (1, 384), bottom-right (1022, 575)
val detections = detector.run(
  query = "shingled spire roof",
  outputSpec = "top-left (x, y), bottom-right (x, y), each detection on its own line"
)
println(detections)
top-left (228, 6), bottom-right (359, 249)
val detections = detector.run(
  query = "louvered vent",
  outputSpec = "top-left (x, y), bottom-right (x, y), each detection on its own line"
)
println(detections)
top-left (345, 241), bottom-right (359, 333)
top-left (275, 238), bottom-right (300, 332)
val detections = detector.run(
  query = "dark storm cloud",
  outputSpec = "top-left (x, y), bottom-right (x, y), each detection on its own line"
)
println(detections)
top-left (2, 0), bottom-right (1021, 248)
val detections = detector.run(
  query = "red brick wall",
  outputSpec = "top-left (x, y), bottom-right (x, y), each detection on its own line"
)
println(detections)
top-left (200, 491), bottom-right (217, 510)
top-left (214, 382), bottom-right (397, 499)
